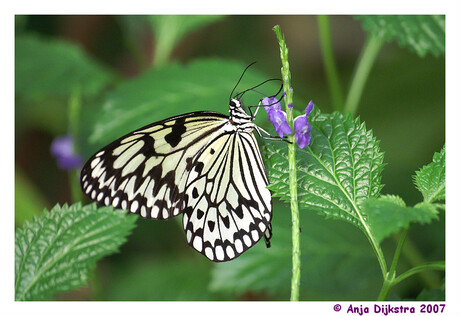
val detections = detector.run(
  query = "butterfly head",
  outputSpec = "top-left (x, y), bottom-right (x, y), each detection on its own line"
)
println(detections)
top-left (229, 98), bottom-right (254, 126)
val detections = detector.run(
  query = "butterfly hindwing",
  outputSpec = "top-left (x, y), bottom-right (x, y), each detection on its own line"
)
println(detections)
top-left (182, 130), bottom-right (272, 261)
top-left (80, 112), bottom-right (228, 220)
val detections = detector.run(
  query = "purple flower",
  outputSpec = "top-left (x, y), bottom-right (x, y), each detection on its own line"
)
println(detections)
top-left (262, 97), bottom-right (292, 138)
top-left (294, 100), bottom-right (314, 149)
top-left (262, 96), bottom-right (282, 112)
top-left (51, 135), bottom-right (83, 170)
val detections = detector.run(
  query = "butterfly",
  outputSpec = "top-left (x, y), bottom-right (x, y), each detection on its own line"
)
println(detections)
top-left (80, 64), bottom-right (281, 262)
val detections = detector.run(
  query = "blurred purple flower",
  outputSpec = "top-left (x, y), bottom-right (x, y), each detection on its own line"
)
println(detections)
top-left (51, 135), bottom-right (83, 170)
top-left (294, 100), bottom-right (314, 149)
top-left (262, 96), bottom-right (292, 138)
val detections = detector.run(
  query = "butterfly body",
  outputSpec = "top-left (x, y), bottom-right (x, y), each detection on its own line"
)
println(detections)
top-left (81, 98), bottom-right (272, 262)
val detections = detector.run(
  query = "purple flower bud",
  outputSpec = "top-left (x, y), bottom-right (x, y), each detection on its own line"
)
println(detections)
top-left (305, 100), bottom-right (314, 116)
top-left (51, 135), bottom-right (83, 170)
top-left (262, 96), bottom-right (292, 138)
top-left (293, 100), bottom-right (314, 149)
top-left (288, 103), bottom-right (293, 109)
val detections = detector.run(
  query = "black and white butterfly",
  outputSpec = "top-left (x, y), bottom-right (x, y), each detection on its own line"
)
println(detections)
top-left (80, 66), bottom-right (281, 262)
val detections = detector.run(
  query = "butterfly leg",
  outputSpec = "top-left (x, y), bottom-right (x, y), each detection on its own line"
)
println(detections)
top-left (254, 125), bottom-right (292, 144)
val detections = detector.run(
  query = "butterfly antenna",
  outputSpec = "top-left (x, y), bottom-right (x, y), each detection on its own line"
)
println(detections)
top-left (230, 61), bottom-right (257, 101)
top-left (235, 78), bottom-right (283, 101)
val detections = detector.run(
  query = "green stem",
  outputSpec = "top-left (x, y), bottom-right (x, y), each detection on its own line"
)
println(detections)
top-left (152, 16), bottom-right (178, 67)
top-left (389, 228), bottom-right (408, 278)
top-left (317, 15), bottom-right (343, 111)
top-left (68, 88), bottom-right (81, 150)
top-left (377, 228), bottom-right (408, 301)
top-left (273, 25), bottom-right (301, 302)
top-left (343, 33), bottom-right (384, 115)
top-left (377, 227), bottom-right (445, 301)
top-left (287, 135), bottom-right (300, 301)
top-left (68, 88), bottom-right (83, 204)
top-left (393, 261), bottom-right (445, 286)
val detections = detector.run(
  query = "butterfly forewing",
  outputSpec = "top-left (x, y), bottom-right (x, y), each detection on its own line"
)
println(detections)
top-left (81, 112), bottom-right (228, 219)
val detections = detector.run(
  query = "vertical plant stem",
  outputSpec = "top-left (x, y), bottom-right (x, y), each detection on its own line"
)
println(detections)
top-left (68, 88), bottom-right (84, 204)
top-left (273, 25), bottom-right (301, 301)
top-left (317, 15), bottom-right (343, 111)
top-left (151, 16), bottom-right (177, 67)
top-left (343, 33), bottom-right (384, 115)
top-left (377, 228), bottom-right (408, 301)
top-left (287, 135), bottom-right (300, 301)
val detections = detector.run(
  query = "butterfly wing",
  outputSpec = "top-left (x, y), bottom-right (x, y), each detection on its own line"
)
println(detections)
top-left (80, 111), bottom-right (228, 219)
top-left (182, 130), bottom-right (272, 261)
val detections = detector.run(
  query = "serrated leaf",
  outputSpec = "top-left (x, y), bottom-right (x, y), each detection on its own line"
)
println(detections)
top-left (364, 197), bottom-right (438, 243)
top-left (414, 146), bottom-right (445, 203)
top-left (15, 34), bottom-right (115, 101)
top-left (356, 15), bottom-right (445, 57)
top-left (377, 194), bottom-right (406, 207)
top-left (15, 203), bottom-right (137, 300)
top-left (90, 58), bottom-right (279, 146)
top-left (106, 256), bottom-right (228, 300)
top-left (263, 111), bottom-right (385, 233)
top-left (210, 202), bottom-right (381, 300)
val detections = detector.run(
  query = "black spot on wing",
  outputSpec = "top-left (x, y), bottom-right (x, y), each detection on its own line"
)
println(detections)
top-left (139, 134), bottom-right (156, 156)
top-left (222, 216), bottom-right (230, 229)
top-left (192, 187), bottom-right (199, 199)
top-left (208, 220), bottom-right (215, 232)
top-left (185, 157), bottom-right (193, 171)
top-left (194, 161), bottom-right (204, 173)
top-left (234, 205), bottom-right (244, 219)
top-left (164, 118), bottom-right (186, 147)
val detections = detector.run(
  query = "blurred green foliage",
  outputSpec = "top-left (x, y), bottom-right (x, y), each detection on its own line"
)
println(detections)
top-left (15, 15), bottom-right (444, 301)
top-left (356, 15), bottom-right (445, 57)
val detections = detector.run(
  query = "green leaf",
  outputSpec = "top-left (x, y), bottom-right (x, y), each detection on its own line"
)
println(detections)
top-left (89, 58), bottom-right (279, 146)
top-left (15, 34), bottom-right (115, 101)
top-left (148, 15), bottom-right (225, 66)
top-left (355, 15), bottom-right (445, 57)
top-left (210, 202), bottom-right (381, 300)
top-left (364, 197), bottom-right (438, 243)
top-left (15, 203), bottom-right (137, 300)
top-left (414, 146), bottom-right (445, 203)
top-left (263, 110), bottom-right (385, 232)
top-left (105, 256), bottom-right (228, 300)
